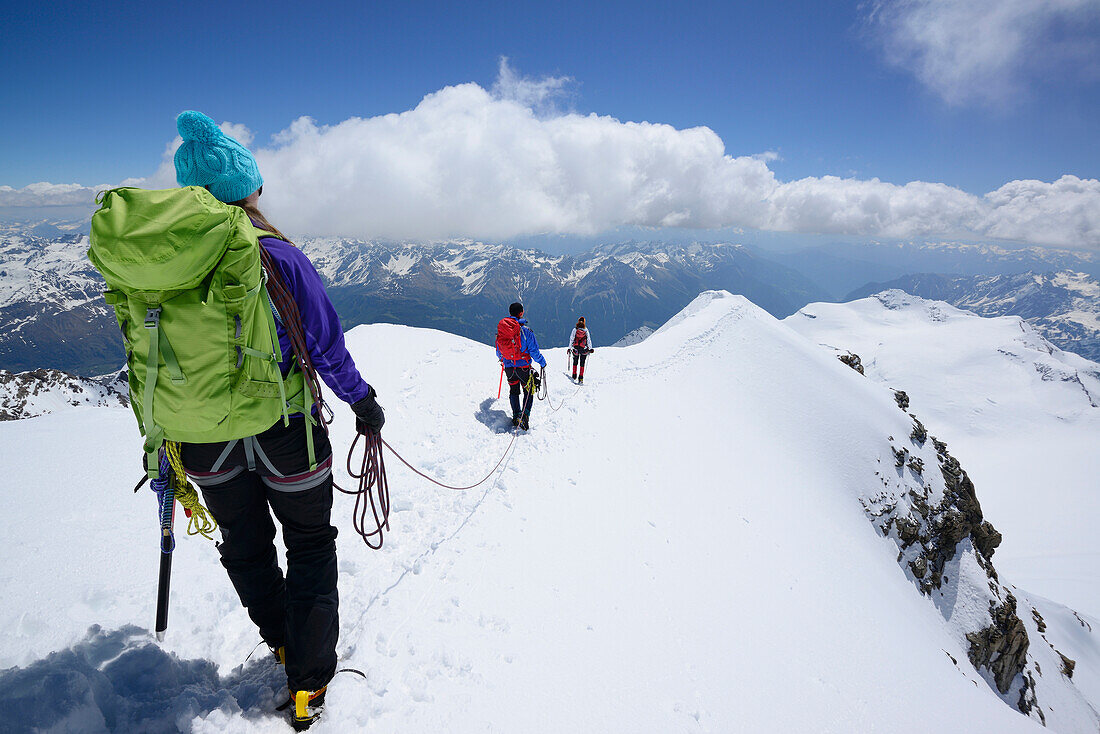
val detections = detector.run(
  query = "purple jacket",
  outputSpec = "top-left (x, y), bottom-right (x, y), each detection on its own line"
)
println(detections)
top-left (259, 235), bottom-right (372, 406)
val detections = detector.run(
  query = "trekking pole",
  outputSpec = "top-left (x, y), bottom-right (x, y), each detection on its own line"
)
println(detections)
top-left (497, 364), bottom-right (504, 399)
top-left (149, 449), bottom-right (177, 641)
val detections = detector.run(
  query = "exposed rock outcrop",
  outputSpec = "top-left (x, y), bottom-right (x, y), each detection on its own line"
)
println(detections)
top-left (838, 351), bottom-right (864, 374)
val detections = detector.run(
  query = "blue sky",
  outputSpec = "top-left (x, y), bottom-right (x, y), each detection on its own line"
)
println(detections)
top-left (2, 0), bottom-right (1098, 247)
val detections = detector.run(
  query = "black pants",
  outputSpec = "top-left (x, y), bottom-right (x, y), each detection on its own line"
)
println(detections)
top-left (181, 416), bottom-right (338, 692)
top-left (571, 350), bottom-right (589, 377)
top-left (505, 366), bottom-right (534, 419)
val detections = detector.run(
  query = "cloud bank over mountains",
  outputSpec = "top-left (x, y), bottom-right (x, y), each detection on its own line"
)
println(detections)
top-left (3, 62), bottom-right (1098, 248)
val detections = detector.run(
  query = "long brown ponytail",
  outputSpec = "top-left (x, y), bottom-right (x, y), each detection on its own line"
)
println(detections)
top-left (230, 198), bottom-right (295, 245)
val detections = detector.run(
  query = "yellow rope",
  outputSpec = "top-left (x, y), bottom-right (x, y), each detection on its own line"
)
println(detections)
top-left (165, 441), bottom-right (218, 540)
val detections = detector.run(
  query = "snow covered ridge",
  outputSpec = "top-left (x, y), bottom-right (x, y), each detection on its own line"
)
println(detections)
top-left (846, 271), bottom-right (1100, 363)
top-left (3, 290), bottom-right (1099, 731)
top-left (0, 367), bottom-right (127, 420)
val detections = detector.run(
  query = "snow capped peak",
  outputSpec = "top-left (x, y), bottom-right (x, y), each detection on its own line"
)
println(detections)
top-left (651, 289), bottom-right (749, 336)
top-left (0, 367), bottom-right (127, 420)
top-left (611, 325), bottom-right (654, 347)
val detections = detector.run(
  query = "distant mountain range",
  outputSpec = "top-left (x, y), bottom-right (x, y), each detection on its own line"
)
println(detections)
top-left (0, 230), bottom-right (824, 375)
top-left (0, 233), bottom-right (122, 375)
top-left (770, 240), bottom-right (1100, 300)
top-left (845, 271), bottom-right (1100, 363)
top-left (306, 237), bottom-right (824, 354)
top-left (4, 225), bottom-right (1100, 376)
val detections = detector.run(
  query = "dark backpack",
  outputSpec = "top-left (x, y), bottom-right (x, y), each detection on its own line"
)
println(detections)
top-left (496, 318), bottom-right (525, 361)
top-left (572, 328), bottom-right (588, 350)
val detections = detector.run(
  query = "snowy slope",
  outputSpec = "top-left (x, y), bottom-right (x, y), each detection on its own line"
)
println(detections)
top-left (2, 292), bottom-right (1097, 732)
top-left (0, 368), bottom-right (127, 420)
top-left (844, 271), bottom-right (1100, 363)
top-left (785, 291), bottom-right (1100, 620)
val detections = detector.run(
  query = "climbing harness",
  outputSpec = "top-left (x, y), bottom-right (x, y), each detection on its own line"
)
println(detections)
top-left (524, 367), bottom-right (542, 397)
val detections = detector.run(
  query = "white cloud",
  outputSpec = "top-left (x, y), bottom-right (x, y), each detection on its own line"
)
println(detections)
top-left (2, 70), bottom-right (1099, 249)
top-left (980, 175), bottom-right (1100, 244)
top-left (0, 182), bottom-right (109, 207)
top-left (864, 0), bottom-right (1100, 106)
top-left (491, 56), bottom-right (572, 114)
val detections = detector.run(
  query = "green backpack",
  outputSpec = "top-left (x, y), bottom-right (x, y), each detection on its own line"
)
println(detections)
top-left (88, 187), bottom-right (308, 476)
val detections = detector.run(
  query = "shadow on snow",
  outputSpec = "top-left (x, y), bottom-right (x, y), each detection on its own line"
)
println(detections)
top-left (475, 397), bottom-right (515, 434)
top-left (3, 625), bottom-right (285, 733)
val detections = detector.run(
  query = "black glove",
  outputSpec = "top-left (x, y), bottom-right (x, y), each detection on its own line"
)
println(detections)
top-left (351, 387), bottom-right (385, 434)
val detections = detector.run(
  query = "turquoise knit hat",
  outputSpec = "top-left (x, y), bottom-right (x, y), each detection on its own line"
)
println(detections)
top-left (173, 111), bottom-right (263, 203)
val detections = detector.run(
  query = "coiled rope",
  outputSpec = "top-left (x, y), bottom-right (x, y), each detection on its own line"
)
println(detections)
top-left (532, 364), bottom-right (578, 412)
top-left (337, 432), bottom-right (390, 550)
top-left (140, 442), bottom-right (218, 543)
top-left (164, 441), bottom-right (218, 539)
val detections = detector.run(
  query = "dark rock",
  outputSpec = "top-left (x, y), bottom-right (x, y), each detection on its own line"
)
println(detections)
top-left (839, 352), bottom-right (865, 374)
top-left (1059, 652), bottom-right (1076, 679)
top-left (892, 446), bottom-right (908, 468)
top-left (893, 390), bottom-right (909, 410)
top-left (909, 417), bottom-right (927, 445)
top-left (1017, 671), bottom-right (1044, 725)
top-left (1029, 607), bottom-right (1047, 633)
top-left (909, 556), bottom-right (928, 578)
top-left (894, 516), bottom-right (921, 547)
top-left (966, 593), bottom-right (1030, 695)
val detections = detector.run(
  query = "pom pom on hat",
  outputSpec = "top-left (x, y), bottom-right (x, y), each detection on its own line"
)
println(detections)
top-left (173, 110), bottom-right (263, 203)
top-left (176, 110), bottom-right (223, 144)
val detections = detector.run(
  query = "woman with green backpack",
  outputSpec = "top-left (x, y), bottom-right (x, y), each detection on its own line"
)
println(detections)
top-left (92, 111), bottom-right (381, 730)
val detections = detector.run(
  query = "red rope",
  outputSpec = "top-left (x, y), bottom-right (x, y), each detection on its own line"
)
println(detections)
top-left (381, 434), bottom-right (517, 491)
top-left (337, 432), bottom-right (390, 550)
top-left (338, 430), bottom-right (518, 549)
